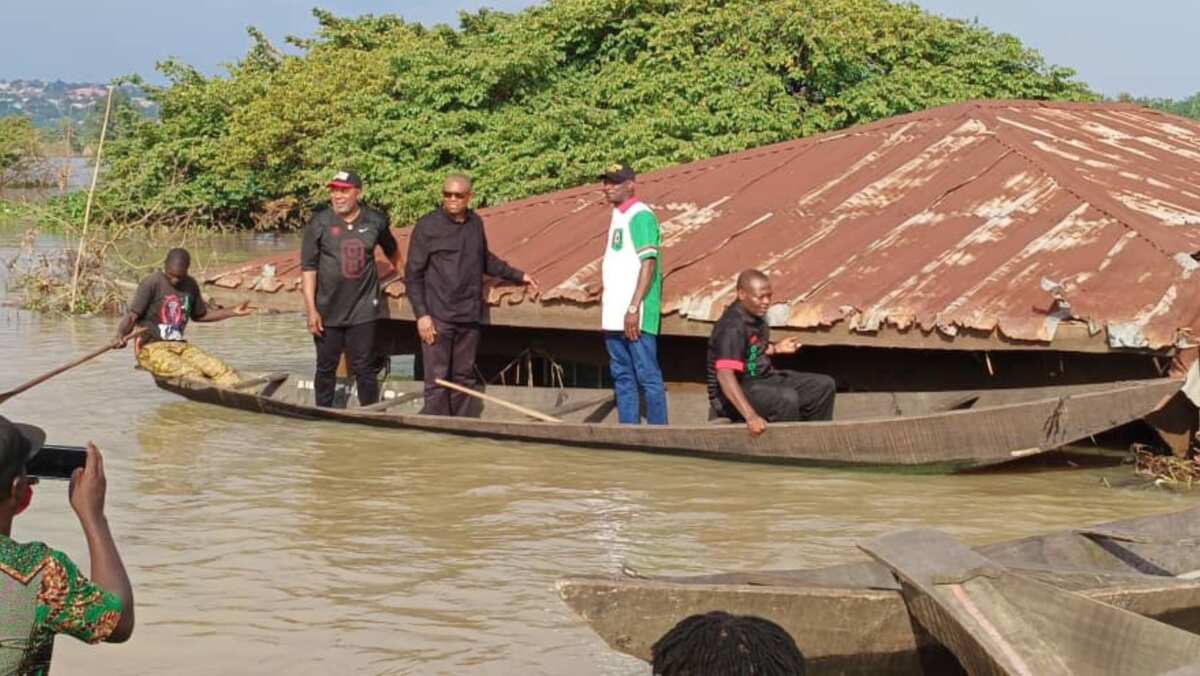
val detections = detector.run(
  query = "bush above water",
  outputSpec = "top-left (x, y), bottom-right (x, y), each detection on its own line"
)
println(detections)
top-left (81, 0), bottom-right (1095, 230)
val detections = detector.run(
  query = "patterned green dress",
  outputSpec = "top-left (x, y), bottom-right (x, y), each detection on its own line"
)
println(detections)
top-left (0, 536), bottom-right (123, 675)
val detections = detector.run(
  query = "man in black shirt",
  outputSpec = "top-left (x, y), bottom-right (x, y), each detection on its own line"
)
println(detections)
top-left (707, 269), bottom-right (836, 437)
top-left (115, 248), bottom-right (251, 385)
top-left (404, 174), bottom-right (539, 416)
top-left (301, 170), bottom-right (402, 407)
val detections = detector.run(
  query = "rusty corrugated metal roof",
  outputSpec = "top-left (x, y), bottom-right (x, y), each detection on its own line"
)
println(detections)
top-left (208, 100), bottom-right (1200, 351)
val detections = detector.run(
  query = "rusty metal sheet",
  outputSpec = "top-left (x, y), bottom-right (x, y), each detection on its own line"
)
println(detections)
top-left (206, 101), bottom-right (1200, 351)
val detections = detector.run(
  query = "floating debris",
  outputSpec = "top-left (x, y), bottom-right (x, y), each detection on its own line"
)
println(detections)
top-left (3, 227), bottom-right (127, 315)
top-left (1131, 443), bottom-right (1200, 489)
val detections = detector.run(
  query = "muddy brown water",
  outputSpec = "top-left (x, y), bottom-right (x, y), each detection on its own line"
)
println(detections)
top-left (1, 221), bottom-right (1196, 674)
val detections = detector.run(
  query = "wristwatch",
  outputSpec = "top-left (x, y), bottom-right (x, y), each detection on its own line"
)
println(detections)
top-left (627, 304), bottom-right (639, 314)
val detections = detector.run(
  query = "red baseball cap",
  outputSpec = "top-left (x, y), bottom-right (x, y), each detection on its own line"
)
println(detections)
top-left (327, 170), bottom-right (362, 190)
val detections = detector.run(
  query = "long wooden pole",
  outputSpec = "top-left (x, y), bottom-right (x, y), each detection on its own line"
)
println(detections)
top-left (0, 326), bottom-right (145, 405)
top-left (434, 378), bottom-right (562, 423)
top-left (69, 85), bottom-right (115, 313)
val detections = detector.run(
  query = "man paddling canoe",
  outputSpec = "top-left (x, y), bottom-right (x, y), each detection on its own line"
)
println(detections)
top-left (115, 248), bottom-right (251, 385)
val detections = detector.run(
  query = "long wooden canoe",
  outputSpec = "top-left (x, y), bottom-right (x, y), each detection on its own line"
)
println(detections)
top-left (152, 371), bottom-right (1179, 471)
top-left (861, 528), bottom-right (1200, 676)
top-left (558, 506), bottom-right (1200, 674)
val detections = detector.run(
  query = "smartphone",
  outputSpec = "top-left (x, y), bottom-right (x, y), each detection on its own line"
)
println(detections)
top-left (26, 445), bottom-right (87, 480)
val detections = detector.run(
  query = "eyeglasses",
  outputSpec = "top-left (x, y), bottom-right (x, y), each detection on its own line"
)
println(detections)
top-left (442, 191), bottom-right (469, 199)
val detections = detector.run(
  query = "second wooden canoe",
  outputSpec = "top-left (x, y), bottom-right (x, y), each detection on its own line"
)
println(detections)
top-left (558, 506), bottom-right (1200, 674)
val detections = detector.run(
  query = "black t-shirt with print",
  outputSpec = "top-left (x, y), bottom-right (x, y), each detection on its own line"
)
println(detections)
top-left (706, 301), bottom-right (772, 404)
top-left (300, 204), bottom-right (399, 327)
top-left (129, 271), bottom-right (208, 344)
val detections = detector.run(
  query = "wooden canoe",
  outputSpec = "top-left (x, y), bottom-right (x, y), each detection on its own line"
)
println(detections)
top-left (151, 371), bottom-right (1180, 471)
top-left (861, 528), bottom-right (1200, 676)
top-left (558, 506), bottom-right (1200, 675)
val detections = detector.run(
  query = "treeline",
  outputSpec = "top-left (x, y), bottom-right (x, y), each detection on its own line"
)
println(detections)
top-left (0, 90), bottom-right (144, 189)
top-left (0, 117), bottom-right (46, 188)
top-left (83, 0), bottom-right (1094, 229)
top-left (1125, 91), bottom-right (1200, 121)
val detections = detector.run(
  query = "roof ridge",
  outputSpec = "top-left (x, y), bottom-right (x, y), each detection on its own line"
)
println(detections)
top-left (977, 107), bottom-right (1194, 261)
top-left (480, 102), bottom-right (1164, 221)
top-left (482, 116), bottom-right (944, 220)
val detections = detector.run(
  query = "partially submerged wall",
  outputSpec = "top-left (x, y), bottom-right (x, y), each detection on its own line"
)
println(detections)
top-left (375, 319), bottom-right (1166, 392)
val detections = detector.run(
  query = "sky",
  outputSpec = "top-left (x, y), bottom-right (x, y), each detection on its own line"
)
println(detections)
top-left (3, 0), bottom-right (1196, 99)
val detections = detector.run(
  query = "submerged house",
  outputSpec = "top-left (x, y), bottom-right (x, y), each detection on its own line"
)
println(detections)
top-left (207, 100), bottom-right (1200, 403)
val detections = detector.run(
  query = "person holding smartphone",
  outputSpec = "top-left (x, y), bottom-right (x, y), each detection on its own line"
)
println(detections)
top-left (0, 416), bottom-right (134, 673)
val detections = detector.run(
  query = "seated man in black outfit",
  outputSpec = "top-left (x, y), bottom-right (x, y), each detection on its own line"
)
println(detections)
top-left (706, 269), bottom-right (836, 437)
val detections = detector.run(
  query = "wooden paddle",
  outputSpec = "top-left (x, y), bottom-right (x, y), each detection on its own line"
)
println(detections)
top-left (0, 326), bottom-right (147, 405)
top-left (434, 378), bottom-right (562, 423)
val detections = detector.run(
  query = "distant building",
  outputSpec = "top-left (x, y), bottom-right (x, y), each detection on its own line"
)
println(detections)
top-left (68, 86), bottom-right (107, 100)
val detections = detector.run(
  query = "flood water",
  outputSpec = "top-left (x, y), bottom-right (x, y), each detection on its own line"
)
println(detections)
top-left (1, 220), bottom-right (1197, 674)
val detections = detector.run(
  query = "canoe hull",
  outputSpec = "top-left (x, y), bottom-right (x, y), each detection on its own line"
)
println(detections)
top-left (152, 374), bottom-right (1180, 471)
top-left (558, 575), bottom-right (1200, 675)
top-left (558, 507), bottom-right (1200, 674)
top-left (859, 529), bottom-right (1200, 675)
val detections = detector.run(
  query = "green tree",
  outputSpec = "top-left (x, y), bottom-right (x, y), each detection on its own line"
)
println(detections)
top-left (78, 88), bottom-right (143, 153)
top-left (0, 115), bottom-right (46, 187)
top-left (87, 0), bottom-right (1096, 229)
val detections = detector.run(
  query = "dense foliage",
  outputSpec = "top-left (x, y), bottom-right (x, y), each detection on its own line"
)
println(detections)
top-left (0, 116), bottom-right (45, 188)
top-left (90, 0), bottom-right (1094, 229)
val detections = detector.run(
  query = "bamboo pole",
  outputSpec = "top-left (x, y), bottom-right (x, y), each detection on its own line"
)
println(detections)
top-left (434, 378), bottom-right (562, 423)
top-left (69, 85), bottom-right (115, 313)
top-left (0, 326), bottom-right (145, 405)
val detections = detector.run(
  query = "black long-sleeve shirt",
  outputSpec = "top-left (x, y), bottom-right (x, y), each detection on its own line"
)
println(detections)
top-left (404, 208), bottom-right (524, 324)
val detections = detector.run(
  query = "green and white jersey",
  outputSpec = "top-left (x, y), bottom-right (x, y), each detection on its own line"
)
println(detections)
top-left (601, 198), bottom-right (662, 334)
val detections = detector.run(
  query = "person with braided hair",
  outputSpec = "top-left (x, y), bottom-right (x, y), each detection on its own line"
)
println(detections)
top-left (650, 610), bottom-right (806, 676)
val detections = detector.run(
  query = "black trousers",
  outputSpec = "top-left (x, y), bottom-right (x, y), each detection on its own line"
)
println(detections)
top-left (313, 321), bottom-right (379, 407)
top-left (715, 370), bottom-right (836, 422)
top-left (420, 320), bottom-right (481, 417)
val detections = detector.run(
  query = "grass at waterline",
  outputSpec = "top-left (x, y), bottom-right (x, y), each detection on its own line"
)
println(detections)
top-left (2, 205), bottom-right (295, 316)
top-left (0, 199), bottom-right (35, 221)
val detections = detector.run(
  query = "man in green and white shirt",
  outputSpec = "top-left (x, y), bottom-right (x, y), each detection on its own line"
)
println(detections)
top-left (600, 163), bottom-right (668, 424)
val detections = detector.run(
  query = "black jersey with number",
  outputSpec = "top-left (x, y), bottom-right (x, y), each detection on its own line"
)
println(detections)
top-left (300, 205), bottom-right (398, 327)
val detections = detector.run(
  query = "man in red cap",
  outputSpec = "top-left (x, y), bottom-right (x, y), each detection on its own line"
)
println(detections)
top-left (0, 416), bottom-right (134, 673)
top-left (301, 170), bottom-right (403, 407)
